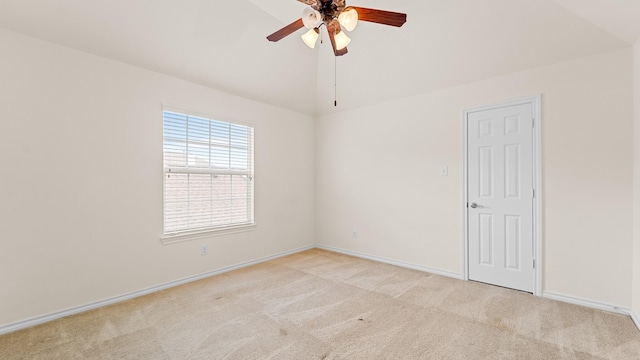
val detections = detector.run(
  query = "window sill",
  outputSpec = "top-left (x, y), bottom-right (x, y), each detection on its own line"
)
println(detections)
top-left (160, 223), bottom-right (257, 245)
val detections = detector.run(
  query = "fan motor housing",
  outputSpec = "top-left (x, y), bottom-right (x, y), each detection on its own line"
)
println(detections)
top-left (316, 0), bottom-right (346, 22)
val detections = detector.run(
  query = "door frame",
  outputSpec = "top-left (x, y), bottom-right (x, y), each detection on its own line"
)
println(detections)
top-left (462, 95), bottom-right (542, 296)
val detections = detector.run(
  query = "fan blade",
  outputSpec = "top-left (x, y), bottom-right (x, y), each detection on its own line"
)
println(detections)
top-left (296, 0), bottom-right (317, 5)
top-left (352, 7), bottom-right (407, 27)
top-left (327, 24), bottom-right (348, 56)
top-left (267, 18), bottom-right (305, 42)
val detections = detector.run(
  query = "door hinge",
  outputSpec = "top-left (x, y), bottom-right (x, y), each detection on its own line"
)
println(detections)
top-left (533, 259), bottom-right (535, 268)
top-left (531, 118), bottom-right (535, 128)
top-left (532, 189), bottom-right (535, 198)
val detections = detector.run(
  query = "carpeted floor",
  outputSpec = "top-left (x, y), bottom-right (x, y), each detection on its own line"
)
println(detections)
top-left (2, 248), bottom-right (640, 359)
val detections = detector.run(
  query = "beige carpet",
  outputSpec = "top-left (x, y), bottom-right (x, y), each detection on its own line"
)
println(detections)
top-left (2, 249), bottom-right (640, 359)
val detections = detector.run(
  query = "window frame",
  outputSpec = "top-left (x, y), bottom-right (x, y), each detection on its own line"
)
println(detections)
top-left (160, 106), bottom-right (256, 244)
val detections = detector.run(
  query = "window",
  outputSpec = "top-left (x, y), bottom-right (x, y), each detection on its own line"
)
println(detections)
top-left (163, 109), bottom-right (254, 236)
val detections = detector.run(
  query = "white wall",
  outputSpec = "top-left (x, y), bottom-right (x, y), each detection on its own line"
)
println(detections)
top-left (633, 38), bottom-right (640, 318)
top-left (0, 24), bottom-right (636, 331)
top-left (316, 48), bottom-right (634, 307)
top-left (0, 29), bottom-right (315, 327)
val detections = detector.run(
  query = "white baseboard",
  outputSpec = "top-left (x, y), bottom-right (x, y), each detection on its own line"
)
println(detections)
top-left (543, 291), bottom-right (640, 330)
top-left (315, 244), bottom-right (465, 280)
top-left (630, 310), bottom-right (640, 332)
top-left (4, 245), bottom-right (638, 336)
top-left (0, 245), bottom-right (314, 336)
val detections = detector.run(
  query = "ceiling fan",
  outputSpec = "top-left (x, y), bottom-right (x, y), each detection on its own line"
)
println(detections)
top-left (267, 0), bottom-right (407, 56)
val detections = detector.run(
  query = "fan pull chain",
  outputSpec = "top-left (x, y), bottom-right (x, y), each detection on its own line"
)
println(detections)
top-left (334, 56), bottom-right (337, 107)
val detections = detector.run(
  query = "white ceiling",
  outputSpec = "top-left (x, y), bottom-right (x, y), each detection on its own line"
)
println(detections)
top-left (553, 0), bottom-right (640, 44)
top-left (0, 0), bottom-right (637, 116)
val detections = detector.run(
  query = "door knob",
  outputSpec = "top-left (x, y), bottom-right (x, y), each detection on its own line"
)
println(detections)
top-left (470, 203), bottom-right (478, 208)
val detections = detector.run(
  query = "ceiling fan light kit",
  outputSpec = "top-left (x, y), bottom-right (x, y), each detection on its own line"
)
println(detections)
top-left (267, 0), bottom-right (407, 56)
top-left (302, 7), bottom-right (322, 29)
top-left (333, 28), bottom-right (351, 50)
top-left (301, 28), bottom-right (320, 48)
top-left (338, 8), bottom-right (358, 32)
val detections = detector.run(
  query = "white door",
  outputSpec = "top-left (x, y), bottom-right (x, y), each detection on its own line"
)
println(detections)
top-left (467, 102), bottom-right (534, 293)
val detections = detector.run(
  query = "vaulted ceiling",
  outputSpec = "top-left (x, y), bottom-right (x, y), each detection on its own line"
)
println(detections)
top-left (0, 0), bottom-right (638, 116)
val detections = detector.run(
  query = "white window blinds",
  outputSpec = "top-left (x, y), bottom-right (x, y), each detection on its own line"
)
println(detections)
top-left (163, 110), bottom-right (254, 235)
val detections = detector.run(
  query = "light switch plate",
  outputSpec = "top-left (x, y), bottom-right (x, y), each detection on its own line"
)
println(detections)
top-left (440, 166), bottom-right (448, 176)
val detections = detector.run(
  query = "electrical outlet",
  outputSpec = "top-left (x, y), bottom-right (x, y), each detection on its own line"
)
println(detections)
top-left (352, 230), bottom-right (358, 239)
top-left (201, 245), bottom-right (208, 256)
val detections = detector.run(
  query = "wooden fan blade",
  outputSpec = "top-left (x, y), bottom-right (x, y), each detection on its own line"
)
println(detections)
top-left (267, 18), bottom-right (304, 42)
top-left (352, 7), bottom-right (407, 27)
top-left (296, 0), bottom-right (317, 5)
top-left (327, 24), bottom-right (348, 56)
